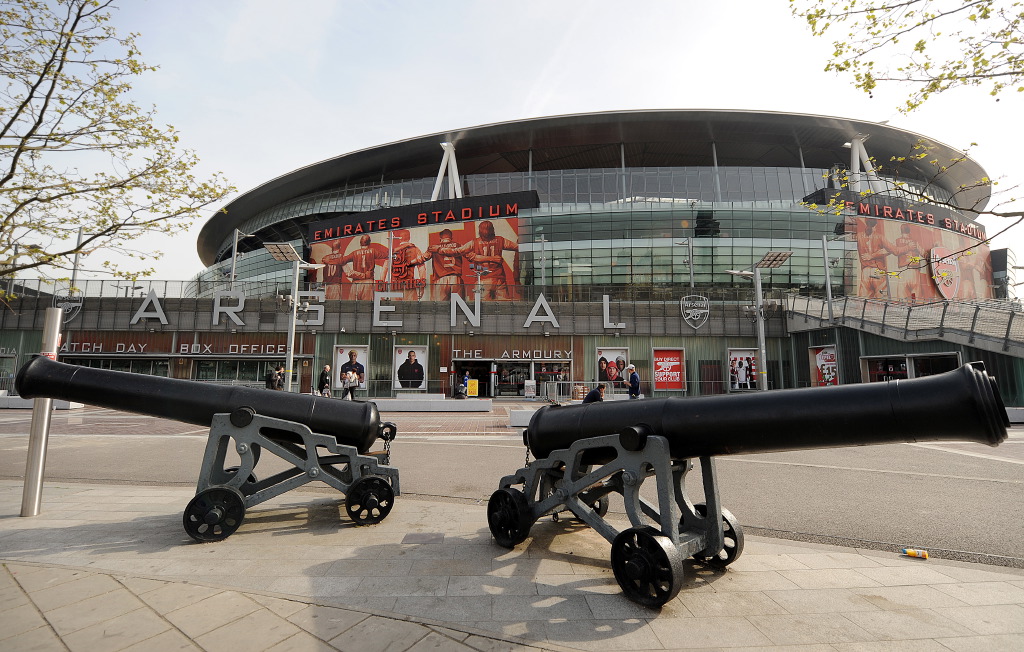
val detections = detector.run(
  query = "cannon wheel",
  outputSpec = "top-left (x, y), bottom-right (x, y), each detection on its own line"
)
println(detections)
top-left (224, 466), bottom-right (259, 485)
top-left (693, 503), bottom-right (745, 568)
top-left (345, 476), bottom-right (394, 525)
top-left (487, 488), bottom-right (532, 548)
top-left (183, 486), bottom-right (246, 543)
top-left (611, 527), bottom-right (684, 607)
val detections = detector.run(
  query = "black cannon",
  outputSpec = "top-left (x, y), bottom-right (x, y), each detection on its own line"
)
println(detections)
top-left (488, 362), bottom-right (1008, 607)
top-left (16, 356), bottom-right (399, 541)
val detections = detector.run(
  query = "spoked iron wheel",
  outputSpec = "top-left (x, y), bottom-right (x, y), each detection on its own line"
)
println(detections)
top-left (224, 466), bottom-right (259, 485)
top-left (345, 476), bottom-right (394, 525)
top-left (183, 486), bottom-right (246, 542)
top-left (611, 527), bottom-right (684, 607)
top-left (487, 487), bottom-right (532, 548)
top-left (693, 503), bottom-right (745, 568)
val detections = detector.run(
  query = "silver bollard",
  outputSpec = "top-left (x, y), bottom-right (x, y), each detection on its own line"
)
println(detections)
top-left (21, 306), bottom-right (63, 517)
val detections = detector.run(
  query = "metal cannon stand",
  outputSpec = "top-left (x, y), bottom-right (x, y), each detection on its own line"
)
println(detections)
top-left (183, 408), bottom-right (399, 542)
top-left (487, 431), bottom-right (743, 607)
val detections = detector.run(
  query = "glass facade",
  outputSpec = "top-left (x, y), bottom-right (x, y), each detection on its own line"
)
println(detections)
top-left (201, 165), bottom-right (950, 295)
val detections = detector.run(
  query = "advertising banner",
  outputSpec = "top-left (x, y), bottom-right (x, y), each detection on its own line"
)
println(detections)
top-left (809, 345), bottom-right (838, 387)
top-left (393, 345), bottom-right (428, 390)
top-left (652, 348), bottom-right (686, 391)
top-left (596, 347), bottom-right (629, 388)
top-left (310, 217), bottom-right (521, 302)
top-left (848, 216), bottom-right (992, 301)
top-left (728, 348), bottom-right (759, 391)
top-left (334, 345), bottom-right (368, 389)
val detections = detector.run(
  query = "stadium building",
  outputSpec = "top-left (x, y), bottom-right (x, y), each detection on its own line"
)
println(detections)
top-left (3, 110), bottom-right (1022, 405)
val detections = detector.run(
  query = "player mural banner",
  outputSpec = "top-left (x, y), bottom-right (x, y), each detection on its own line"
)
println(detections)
top-left (809, 345), bottom-right (838, 387)
top-left (310, 217), bottom-right (521, 302)
top-left (847, 216), bottom-right (992, 302)
top-left (652, 348), bottom-right (686, 391)
top-left (728, 348), bottom-right (759, 391)
top-left (333, 345), bottom-right (368, 389)
top-left (394, 345), bottom-right (428, 390)
top-left (596, 347), bottom-right (629, 388)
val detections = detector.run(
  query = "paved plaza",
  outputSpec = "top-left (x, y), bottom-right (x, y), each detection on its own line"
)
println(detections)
top-left (2, 476), bottom-right (1024, 652)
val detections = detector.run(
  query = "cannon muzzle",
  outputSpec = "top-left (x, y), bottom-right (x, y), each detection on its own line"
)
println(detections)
top-left (16, 356), bottom-right (383, 453)
top-left (526, 362), bottom-right (1008, 461)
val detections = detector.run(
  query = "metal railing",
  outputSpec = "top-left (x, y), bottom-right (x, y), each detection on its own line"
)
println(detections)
top-left (787, 294), bottom-right (1024, 357)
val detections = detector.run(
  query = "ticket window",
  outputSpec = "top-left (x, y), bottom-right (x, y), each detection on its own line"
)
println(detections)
top-left (912, 355), bottom-right (959, 378)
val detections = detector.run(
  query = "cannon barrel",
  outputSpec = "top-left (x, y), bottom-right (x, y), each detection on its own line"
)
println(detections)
top-left (16, 356), bottom-right (383, 453)
top-left (527, 363), bottom-right (1008, 461)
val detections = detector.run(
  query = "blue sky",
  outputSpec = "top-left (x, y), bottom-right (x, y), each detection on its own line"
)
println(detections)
top-left (91, 0), bottom-right (1024, 280)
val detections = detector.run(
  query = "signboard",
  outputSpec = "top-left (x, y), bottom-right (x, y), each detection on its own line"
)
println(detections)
top-left (652, 348), bottom-right (686, 391)
top-left (523, 379), bottom-right (536, 398)
top-left (597, 347), bottom-right (629, 389)
top-left (393, 345), bottom-right (428, 390)
top-left (728, 348), bottom-right (759, 391)
top-left (334, 345), bottom-right (369, 389)
top-left (809, 345), bottom-right (838, 387)
top-left (467, 379), bottom-right (479, 397)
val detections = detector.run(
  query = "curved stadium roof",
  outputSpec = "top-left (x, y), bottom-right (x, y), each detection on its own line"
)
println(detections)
top-left (198, 109), bottom-right (990, 266)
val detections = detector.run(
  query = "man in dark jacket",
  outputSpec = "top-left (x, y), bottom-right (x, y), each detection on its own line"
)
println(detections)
top-left (627, 364), bottom-right (641, 399)
top-left (317, 364), bottom-right (332, 397)
top-left (582, 383), bottom-right (605, 404)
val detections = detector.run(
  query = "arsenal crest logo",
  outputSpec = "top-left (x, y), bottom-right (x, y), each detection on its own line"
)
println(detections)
top-left (680, 295), bottom-right (710, 330)
top-left (929, 247), bottom-right (961, 300)
top-left (53, 292), bottom-right (83, 323)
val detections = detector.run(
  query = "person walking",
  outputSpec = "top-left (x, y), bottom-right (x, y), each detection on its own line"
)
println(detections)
top-left (265, 365), bottom-right (279, 390)
top-left (582, 383), bottom-right (605, 404)
top-left (275, 365), bottom-right (285, 391)
top-left (626, 364), bottom-right (641, 399)
top-left (317, 364), bottom-right (332, 397)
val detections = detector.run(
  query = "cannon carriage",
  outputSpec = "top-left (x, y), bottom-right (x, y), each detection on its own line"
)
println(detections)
top-left (16, 356), bottom-right (399, 542)
top-left (488, 362), bottom-right (1008, 607)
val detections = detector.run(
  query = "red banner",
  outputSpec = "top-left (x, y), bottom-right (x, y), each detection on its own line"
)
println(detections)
top-left (653, 349), bottom-right (685, 391)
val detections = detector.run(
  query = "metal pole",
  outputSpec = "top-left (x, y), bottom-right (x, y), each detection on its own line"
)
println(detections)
top-left (687, 238), bottom-right (694, 289)
top-left (754, 268), bottom-right (768, 392)
top-left (285, 260), bottom-right (300, 392)
top-left (21, 307), bottom-right (63, 516)
top-left (821, 235), bottom-right (834, 322)
top-left (230, 228), bottom-right (240, 290)
top-left (71, 227), bottom-right (84, 292)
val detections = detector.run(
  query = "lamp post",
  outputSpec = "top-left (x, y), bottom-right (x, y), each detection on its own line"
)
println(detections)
top-left (675, 239), bottom-right (694, 288)
top-left (263, 243), bottom-right (324, 392)
top-left (230, 229), bottom-right (256, 290)
top-left (726, 251), bottom-right (792, 391)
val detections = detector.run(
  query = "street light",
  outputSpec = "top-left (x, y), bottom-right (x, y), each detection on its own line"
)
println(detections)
top-left (675, 239), bottom-right (694, 288)
top-left (230, 229), bottom-right (257, 290)
top-left (726, 251), bottom-right (793, 392)
top-left (263, 242), bottom-right (324, 392)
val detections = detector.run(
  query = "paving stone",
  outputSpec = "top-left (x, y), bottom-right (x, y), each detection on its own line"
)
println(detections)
top-left (254, 594), bottom-right (311, 618)
top-left (789, 553), bottom-right (886, 570)
top-left (649, 615), bottom-right (774, 648)
top-left (932, 604), bottom-right (1024, 635)
top-left (164, 591), bottom-right (261, 638)
top-left (285, 604), bottom-right (368, 640)
top-left (45, 589), bottom-right (146, 636)
top-left (10, 565), bottom-right (92, 592)
top-left (842, 608), bottom-right (978, 639)
top-left (356, 575), bottom-right (450, 597)
top-left (393, 596), bottom-right (494, 622)
top-left (932, 632), bottom-right (1024, 651)
top-left (195, 609), bottom-right (302, 652)
top-left (29, 573), bottom-right (121, 612)
top-left (329, 615), bottom-right (430, 652)
top-left (681, 589), bottom-right (792, 616)
top-left (116, 575), bottom-right (169, 594)
top-left (830, 640), bottom-right (965, 651)
top-left (854, 566), bottom-right (963, 586)
top-left (406, 631), bottom-right (477, 652)
top-left (119, 627), bottom-right (202, 651)
top-left (930, 581), bottom-right (1024, 605)
top-left (778, 568), bottom-right (885, 590)
top-left (266, 631), bottom-right (338, 652)
top-left (746, 612), bottom-right (877, 645)
top-left (61, 607), bottom-right (170, 652)
top-left (0, 621), bottom-right (67, 651)
top-left (137, 581), bottom-right (224, 614)
top-left (848, 585), bottom-right (971, 610)
top-left (0, 601), bottom-right (50, 641)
